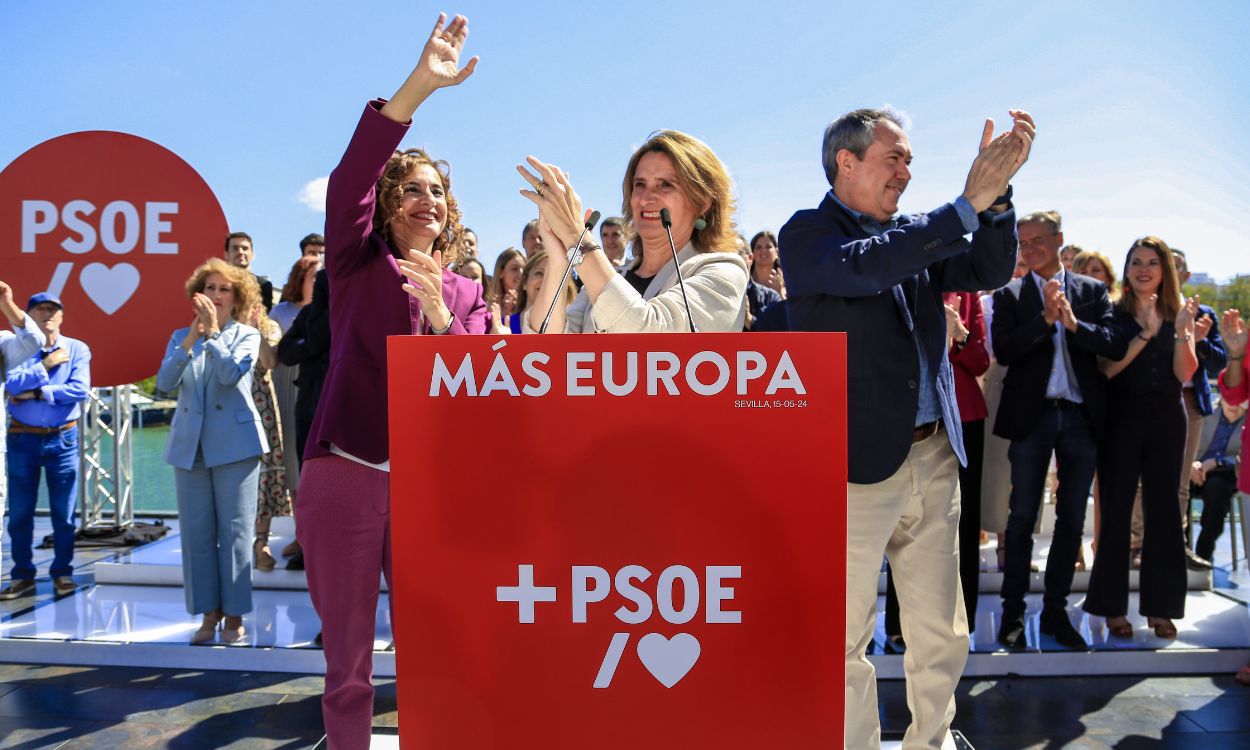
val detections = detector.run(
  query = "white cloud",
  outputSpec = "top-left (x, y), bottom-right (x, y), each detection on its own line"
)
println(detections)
top-left (297, 176), bottom-right (329, 212)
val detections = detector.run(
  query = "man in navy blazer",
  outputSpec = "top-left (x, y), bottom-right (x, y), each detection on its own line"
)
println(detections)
top-left (991, 211), bottom-right (1127, 651)
top-left (780, 107), bottom-right (1033, 750)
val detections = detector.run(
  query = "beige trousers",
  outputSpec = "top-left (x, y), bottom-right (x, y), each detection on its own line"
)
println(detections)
top-left (845, 427), bottom-right (967, 750)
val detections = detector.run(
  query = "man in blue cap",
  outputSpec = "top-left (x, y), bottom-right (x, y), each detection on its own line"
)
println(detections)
top-left (0, 291), bottom-right (92, 600)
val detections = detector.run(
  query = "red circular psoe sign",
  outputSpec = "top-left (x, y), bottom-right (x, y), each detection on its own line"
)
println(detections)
top-left (0, 131), bottom-right (229, 386)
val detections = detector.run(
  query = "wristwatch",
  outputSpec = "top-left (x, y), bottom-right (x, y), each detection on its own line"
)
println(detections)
top-left (567, 240), bottom-right (601, 267)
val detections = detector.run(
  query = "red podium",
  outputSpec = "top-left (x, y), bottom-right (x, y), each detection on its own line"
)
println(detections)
top-left (388, 332), bottom-right (847, 749)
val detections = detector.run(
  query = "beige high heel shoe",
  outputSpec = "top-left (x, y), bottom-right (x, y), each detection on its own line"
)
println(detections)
top-left (254, 534), bottom-right (276, 572)
top-left (192, 610), bottom-right (223, 645)
top-left (221, 615), bottom-right (246, 645)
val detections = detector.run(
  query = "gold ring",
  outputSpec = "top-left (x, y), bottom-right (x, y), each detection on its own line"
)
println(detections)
top-left (536, 181), bottom-right (547, 197)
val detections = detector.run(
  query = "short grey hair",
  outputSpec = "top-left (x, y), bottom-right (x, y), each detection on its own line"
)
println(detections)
top-left (821, 107), bottom-right (909, 187)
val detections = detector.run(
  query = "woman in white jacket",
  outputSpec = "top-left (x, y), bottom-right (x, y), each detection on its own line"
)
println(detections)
top-left (518, 130), bottom-right (748, 334)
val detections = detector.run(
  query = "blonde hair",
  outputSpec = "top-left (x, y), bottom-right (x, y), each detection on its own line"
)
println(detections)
top-left (516, 251), bottom-right (575, 315)
top-left (1117, 236), bottom-right (1183, 321)
top-left (185, 258), bottom-right (261, 321)
top-left (373, 148), bottom-right (464, 267)
top-left (621, 130), bottom-right (738, 259)
top-left (1072, 249), bottom-right (1119, 301)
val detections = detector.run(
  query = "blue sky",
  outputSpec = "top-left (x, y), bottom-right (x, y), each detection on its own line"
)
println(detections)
top-left (3, 0), bottom-right (1247, 286)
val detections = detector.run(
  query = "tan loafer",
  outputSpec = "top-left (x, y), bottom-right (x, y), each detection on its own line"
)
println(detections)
top-left (0, 579), bottom-right (36, 601)
top-left (53, 577), bottom-right (77, 597)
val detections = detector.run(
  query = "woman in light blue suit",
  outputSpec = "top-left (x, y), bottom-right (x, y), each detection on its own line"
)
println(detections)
top-left (157, 258), bottom-right (268, 645)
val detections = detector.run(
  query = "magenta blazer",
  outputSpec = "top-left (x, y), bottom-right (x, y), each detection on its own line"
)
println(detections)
top-left (306, 101), bottom-right (487, 464)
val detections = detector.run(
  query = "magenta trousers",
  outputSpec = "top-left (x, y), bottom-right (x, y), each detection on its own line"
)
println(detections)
top-left (297, 454), bottom-right (393, 750)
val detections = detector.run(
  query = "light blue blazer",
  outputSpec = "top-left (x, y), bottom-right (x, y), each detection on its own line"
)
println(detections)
top-left (156, 320), bottom-right (269, 471)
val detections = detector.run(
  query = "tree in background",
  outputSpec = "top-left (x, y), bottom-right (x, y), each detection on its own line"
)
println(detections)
top-left (1184, 274), bottom-right (1249, 318)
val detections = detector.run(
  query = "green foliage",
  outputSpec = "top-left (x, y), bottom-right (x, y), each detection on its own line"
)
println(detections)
top-left (1183, 275), bottom-right (1249, 318)
top-left (132, 375), bottom-right (158, 396)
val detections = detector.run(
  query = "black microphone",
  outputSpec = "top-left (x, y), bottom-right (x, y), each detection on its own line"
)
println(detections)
top-left (538, 210), bottom-right (601, 334)
top-left (658, 208), bottom-right (697, 333)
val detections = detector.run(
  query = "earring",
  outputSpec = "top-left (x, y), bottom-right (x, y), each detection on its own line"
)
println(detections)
top-left (693, 217), bottom-right (708, 231)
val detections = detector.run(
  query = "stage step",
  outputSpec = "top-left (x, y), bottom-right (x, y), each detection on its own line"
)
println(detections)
top-left (2, 585), bottom-right (1245, 680)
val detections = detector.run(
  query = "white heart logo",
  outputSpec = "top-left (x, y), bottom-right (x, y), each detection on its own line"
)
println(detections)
top-left (636, 633), bottom-right (701, 688)
top-left (79, 262), bottom-right (140, 315)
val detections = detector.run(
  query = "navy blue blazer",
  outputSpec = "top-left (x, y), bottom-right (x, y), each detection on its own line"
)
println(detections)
top-left (990, 272), bottom-right (1126, 443)
top-left (1190, 303), bottom-right (1227, 416)
top-left (779, 193), bottom-right (1017, 484)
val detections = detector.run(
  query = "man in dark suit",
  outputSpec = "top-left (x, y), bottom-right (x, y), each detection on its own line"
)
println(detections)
top-left (992, 211), bottom-right (1127, 650)
top-left (780, 106), bottom-right (1033, 750)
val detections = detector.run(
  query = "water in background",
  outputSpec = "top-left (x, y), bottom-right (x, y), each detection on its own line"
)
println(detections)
top-left (31, 424), bottom-right (176, 515)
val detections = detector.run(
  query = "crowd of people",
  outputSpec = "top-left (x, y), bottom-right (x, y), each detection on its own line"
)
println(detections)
top-left (2, 11), bottom-right (1249, 750)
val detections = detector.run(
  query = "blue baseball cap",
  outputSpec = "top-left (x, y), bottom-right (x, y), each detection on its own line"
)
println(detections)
top-left (27, 292), bottom-right (63, 311)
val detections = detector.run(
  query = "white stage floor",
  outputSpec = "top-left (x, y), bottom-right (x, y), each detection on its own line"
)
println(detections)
top-left (3, 514), bottom-right (1249, 679)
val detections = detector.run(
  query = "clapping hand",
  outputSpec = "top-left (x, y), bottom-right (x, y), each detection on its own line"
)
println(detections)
top-left (398, 250), bottom-right (452, 331)
top-left (944, 303), bottom-right (969, 345)
top-left (517, 156), bottom-right (585, 251)
top-left (192, 293), bottom-right (218, 335)
top-left (1005, 110), bottom-right (1036, 178)
top-left (1138, 294), bottom-right (1162, 339)
top-left (1042, 279), bottom-right (1064, 326)
top-left (1223, 309), bottom-right (1246, 358)
top-left (1195, 311), bottom-right (1214, 342)
top-left (1057, 296), bottom-right (1078, 332)
top-left (962, 111), bottom-right (1035, 213)
top-left (1175, 296), bottom-right (1200, 337)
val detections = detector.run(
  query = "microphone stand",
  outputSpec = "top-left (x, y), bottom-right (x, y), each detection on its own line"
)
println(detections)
top-left (538, 211), bottom-right (600, 334)
top-left (659, 208), bottom-right (697, 333)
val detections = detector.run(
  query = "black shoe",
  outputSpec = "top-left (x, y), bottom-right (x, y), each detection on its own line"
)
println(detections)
top-left (285, 551), bottom-right (305, 571)
top-left (314, 630), bottom-right (323, 648)
top-left (997, 613), bottom-right (1028, 651)
top-left (1186, 550), bottom-right (1213, 571)
top-left (884, 634), bottom-right (907, 654)
top-left (1039, 607), bottom-right (1089, 651)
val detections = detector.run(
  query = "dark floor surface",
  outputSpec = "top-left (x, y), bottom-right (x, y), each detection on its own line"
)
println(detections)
top-left (0, 662), bottom-right (1248, 749)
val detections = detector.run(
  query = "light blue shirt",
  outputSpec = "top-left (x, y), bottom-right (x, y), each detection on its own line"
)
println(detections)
top-left (829, 192), bottom-right (980, 426)
top-left (5, 333), bottom-right (92, 428)
top-left (1030, 269), bottom-right (1083, 403)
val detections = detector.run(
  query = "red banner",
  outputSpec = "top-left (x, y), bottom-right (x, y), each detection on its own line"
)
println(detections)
top-left (388, 332), bottom-right (847, 749)
top-left (0, 131), bottom-right (229, 386)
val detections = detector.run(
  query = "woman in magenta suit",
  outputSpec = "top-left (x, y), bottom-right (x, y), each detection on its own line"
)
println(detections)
top-left (296, 14), bottom-right (486, 748)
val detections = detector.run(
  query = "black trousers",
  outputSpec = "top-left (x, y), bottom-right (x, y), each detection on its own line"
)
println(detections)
top-left (886, 418), bottom-right (984, 635)
top-left (1085, 397), bottom-right (1188, 619)
top-left (1193, 468), bottom-right (1238, 562)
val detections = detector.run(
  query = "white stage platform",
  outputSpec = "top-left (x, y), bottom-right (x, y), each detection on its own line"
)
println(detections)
top-left (2, 515), bottom-right (1248, 680)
